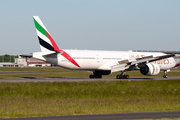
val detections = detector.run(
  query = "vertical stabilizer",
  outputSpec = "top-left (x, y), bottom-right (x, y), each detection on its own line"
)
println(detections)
top-left (33, 16), bottom-right (60, 52)
top-left (33, 16), bottom-right (80, 68)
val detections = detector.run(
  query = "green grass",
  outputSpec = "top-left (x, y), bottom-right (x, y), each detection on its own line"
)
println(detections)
top-left (1, 80), bottom-right (180, 118)
top-left (0, 67), bottom-right (180, 118)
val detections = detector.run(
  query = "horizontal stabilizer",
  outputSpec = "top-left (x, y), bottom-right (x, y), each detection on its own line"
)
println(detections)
top-left (19, 54), bottom-right (33, 58)
top-left (33, 51), bottom-right (62, 59)
top-left (41, 51), bottom-right (57, 56)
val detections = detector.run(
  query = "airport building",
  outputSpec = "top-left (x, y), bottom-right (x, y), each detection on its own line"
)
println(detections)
top-left (0, 55), bottom-right (51, 67)
top-left (15, 55), bottom-right (51, 67)
top-left (0, 62), bottom-right (20, 67)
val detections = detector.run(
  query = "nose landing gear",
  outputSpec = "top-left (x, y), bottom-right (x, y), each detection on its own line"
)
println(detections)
top-left (163, 70), bottom-right (168, 78)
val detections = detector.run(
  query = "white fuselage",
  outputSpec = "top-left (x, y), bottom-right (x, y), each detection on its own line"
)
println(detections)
top-left (33, 50), bottom-right (176, 72)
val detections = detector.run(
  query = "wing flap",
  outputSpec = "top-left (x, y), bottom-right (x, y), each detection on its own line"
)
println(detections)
top-left (111, 63), bottom-right (130, 73)
top-left (118, 59), bottom-right (130, 64)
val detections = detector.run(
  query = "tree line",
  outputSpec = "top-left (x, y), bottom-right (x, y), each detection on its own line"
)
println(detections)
top-left (0, 54), bottom-right (18, 62)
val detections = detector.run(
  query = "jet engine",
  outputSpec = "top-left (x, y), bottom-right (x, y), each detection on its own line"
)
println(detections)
top-left (140, 63), bottom-right (160, 76)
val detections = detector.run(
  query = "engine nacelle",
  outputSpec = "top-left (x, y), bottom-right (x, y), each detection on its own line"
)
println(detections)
top-left (140, 63), bottom-right (160, 76)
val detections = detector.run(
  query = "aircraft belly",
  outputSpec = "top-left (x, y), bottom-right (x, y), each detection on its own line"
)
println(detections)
top-left (76, 59), bottom-right (104, 70)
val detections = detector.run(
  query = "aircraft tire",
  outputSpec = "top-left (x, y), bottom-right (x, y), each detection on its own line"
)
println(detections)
top-left (119, 75), bottom-right (123, 79)
top-left (89, 74), bottom-right (94, 78)
top-left (163, 75), bottom-right (168, 78)
top-left (116, 75), bottom-right (129, 79)
top-left (116, 75), bottom-right (120, 79)
top-left (126, 75), bottom-right (129, 79)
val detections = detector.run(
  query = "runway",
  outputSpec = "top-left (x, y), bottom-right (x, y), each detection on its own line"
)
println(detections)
top-left (1, 111), bottom-right (180, 120)
top-left (0, 77), bottom-right (180, 82)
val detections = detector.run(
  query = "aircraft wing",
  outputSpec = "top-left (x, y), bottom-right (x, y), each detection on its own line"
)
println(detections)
top-left (111, 54), bottom-right (175, 73)
top-left (130, 54), bottom-right (175, 65)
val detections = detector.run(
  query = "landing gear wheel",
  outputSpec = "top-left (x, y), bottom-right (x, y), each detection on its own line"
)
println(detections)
top-left (119, 75), bottom-right (123, 79)
top-left (116, 75), bottom-right (129, 79)
top-left (89, 74), bottom-right (102, 79)
top-left (116, 75), bottom-right (120, 79)
top-left (163, 75), bottom-right (168, 78)
top-left (126, 75), bottom-right (129, 79)
top-left (163, 70), bottom-right (168, 78)
top-left (89, 74), bottom-right (94, 78)
top-left (97, 75), bottom-right (102, 78)
top-left (123, 75), bottom-right (129, 79)
top-left (116, 71), bottom-right (129, 79)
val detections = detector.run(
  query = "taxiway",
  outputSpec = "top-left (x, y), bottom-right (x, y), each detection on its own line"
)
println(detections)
top-left (0, 77), bottom-right (180, 82)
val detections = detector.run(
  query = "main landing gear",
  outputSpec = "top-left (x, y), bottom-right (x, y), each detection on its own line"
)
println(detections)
top-left (89, 74), bottom-right (102, 78)
top-left (89, 70), bottom-right (102, 79)
top-left (89, 70), bottom-right (111, 79)
top-left (116, 71), bottom-right (129, 79)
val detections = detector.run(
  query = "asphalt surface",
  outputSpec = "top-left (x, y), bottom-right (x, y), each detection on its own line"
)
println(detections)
top-left (0, 77), bottom-right (180, 82)
top-left (1, 111), bottom-right (180, 120)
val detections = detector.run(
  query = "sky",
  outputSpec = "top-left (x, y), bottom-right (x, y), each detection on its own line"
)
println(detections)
top-left (0, 0), bottom-right (180, 55)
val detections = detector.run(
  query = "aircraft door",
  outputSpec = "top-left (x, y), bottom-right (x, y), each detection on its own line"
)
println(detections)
top-left (96, 54), bottom-right (101, 63)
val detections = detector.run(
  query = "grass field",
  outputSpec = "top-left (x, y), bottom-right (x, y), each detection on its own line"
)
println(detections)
top-left (1, 80), bottom-right (180, 118)
top-left (0, 67), bottom-right (180, 118)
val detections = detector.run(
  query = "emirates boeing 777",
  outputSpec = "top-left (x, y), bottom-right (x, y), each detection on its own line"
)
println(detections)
top-left (32, 16), bottom-right (176, 79)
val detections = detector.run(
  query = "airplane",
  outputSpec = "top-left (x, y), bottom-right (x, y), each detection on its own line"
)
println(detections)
top-left (32, 16), bottom-right (176, 79)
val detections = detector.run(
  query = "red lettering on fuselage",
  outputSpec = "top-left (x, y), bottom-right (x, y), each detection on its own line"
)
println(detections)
top-left (153, 59), bottom-right (169, 65)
